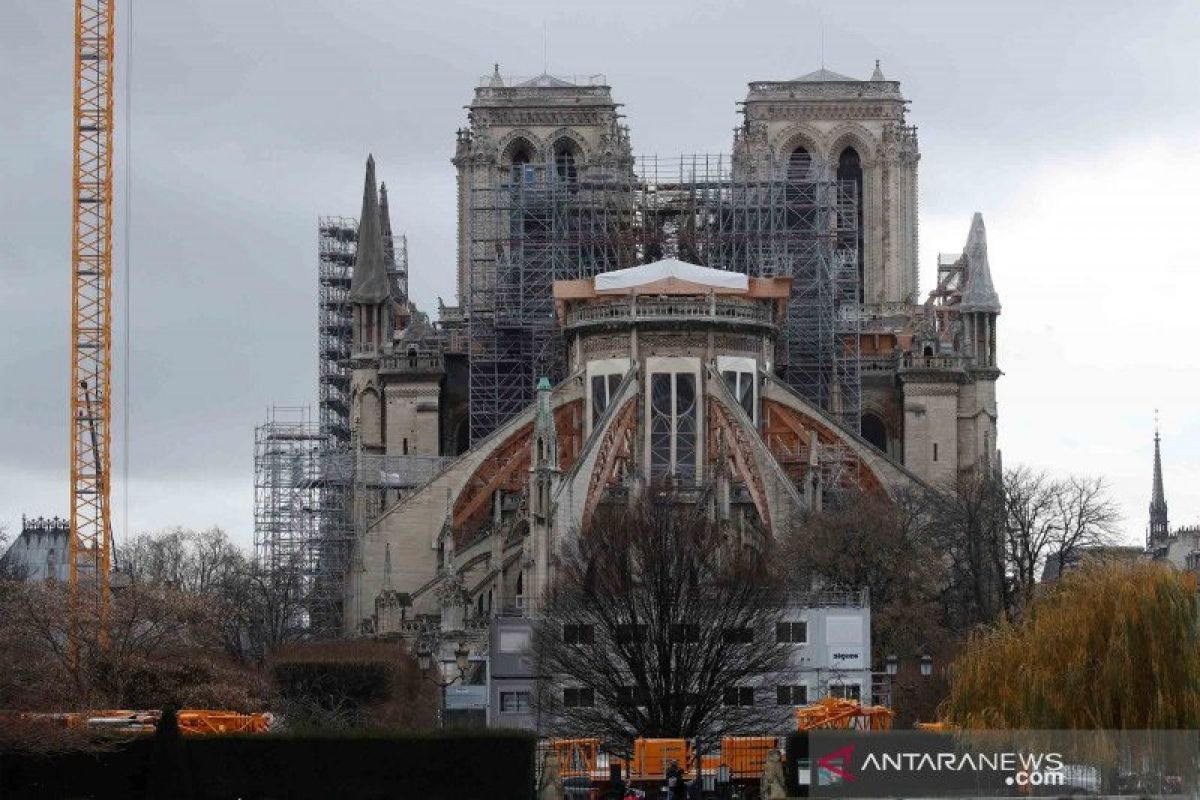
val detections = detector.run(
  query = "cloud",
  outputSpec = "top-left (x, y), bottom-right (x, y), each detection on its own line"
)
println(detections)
top-left (2, 0), bottom-right (1196, 548)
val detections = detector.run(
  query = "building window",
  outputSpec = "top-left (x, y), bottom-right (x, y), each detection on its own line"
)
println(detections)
top-left (829, 683), bottom-right (861, 702)
top-left (616, 624), bottom-right (648, 644)
top-left (554, 140), bottom-right (578, 184)
top-left (776, 621), bottom-right (808, 644)
top-left (723, 687), bottom-right (755, 707)
top-left (649, 372), bottom-right (698, 482)
top-left (721, 370), bottom-right (756, 423)
top-left (860, 412), bottom-right (887, 453)
top-left (591, 373), bottom-right (623, 425)
top-left (563, 687), bottom-right (594, 708)
top-left (499, 691), bottom-right (532, 714)
top-left (787, 146), bottom-right (813, 180)
top-left (837, 146), bottom-right (865, 299)
top-left (722, 627), bottom-right (754, 644)
top-left (563, 624), bottom-right (594, 645)
top-left (670, 623), bottom-right (700, 644)
top-left (777, 685), bottom-right (809, 706)
top-left (617, 686), bottom-right (650, 706)
top-left (933, 442), bottom-right (939, 462)
top-left (498, 629), bottom-right (530, 654)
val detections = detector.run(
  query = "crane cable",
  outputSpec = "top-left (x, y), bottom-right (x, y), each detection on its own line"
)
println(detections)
top-left (119, 0), bottom-right (132, 567)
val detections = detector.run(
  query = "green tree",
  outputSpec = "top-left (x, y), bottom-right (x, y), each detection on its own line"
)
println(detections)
top-left (942, 561), bottom-right (1200, 729)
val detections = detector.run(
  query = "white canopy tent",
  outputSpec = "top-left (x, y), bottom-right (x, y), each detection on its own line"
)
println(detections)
top-left (594, 258), bottom-right (749, 293)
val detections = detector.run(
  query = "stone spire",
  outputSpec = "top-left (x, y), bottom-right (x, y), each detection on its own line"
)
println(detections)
top-left (348, 155), bottom-right (393, 305)
top-left (959, 212), bottom-right (1001, 313)
top-left (379, 180), bottom-right (396, 269)
top-left (870, 59), bottom-right (886, 81)
top-left (1149, 413), bottom-right (1170, 544)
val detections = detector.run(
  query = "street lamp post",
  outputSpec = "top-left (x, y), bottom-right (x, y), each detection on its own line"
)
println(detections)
top-left (416, 639), bottom-right (471, 728)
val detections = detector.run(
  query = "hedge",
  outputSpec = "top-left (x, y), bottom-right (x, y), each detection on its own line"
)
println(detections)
top-left (0, 729), bottom-right (537, 799)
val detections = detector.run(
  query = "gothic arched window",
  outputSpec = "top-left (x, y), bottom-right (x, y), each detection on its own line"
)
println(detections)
top-left (509, 141), bottom-right (535, 186)
top-left (553, 140), bottom-right (578, 184)
top-left (837, 146), bottom-right (865, 300)
top-left (787, 146), bottom-right (813, 181)
top-left (861, 412), bottom-right (888, 453)
top-left (785, 146), bottom-right (817, 233)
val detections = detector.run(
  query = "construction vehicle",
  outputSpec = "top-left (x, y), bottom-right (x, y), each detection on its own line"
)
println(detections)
top-left (549, 735), bottom-right (791, 795)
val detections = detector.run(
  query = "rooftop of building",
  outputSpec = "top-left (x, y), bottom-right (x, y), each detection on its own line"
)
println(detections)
top-left (471, 66), bottom-right (615, 107)
top-left (554, 258), bottom-right (790, 298)
top-left (745, 61), bottom-right (905, 103)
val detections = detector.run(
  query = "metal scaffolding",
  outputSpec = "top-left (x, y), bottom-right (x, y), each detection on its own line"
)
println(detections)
top-left (254, 407), bottom-right (454, 635)
top-left (303, 210), bottom-right (412, 634)
top-left (252, 406), bottom-right (323, 584)
top-left (466, 153), bottom-right (861, 443)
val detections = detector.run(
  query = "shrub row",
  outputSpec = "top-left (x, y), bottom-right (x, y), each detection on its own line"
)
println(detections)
top-left (0, 729), bottom-right (537, 799)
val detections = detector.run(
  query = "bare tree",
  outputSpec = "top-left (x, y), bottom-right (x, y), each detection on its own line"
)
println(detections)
top-left (533, 491), bottom-right (791, 753)
top-left (0, 579), bottom-right (266, 711)
top-left (219, 556), bottom-right (308, 664)
top-left (1002, 468), bottom-right (1121, 608)
top-left (1001, 467), bottom-right (1061, 608)
top-left (116, 527), bottom-right (306, 662)
top-left (926, 472), bottom-right (1010, 626)
top-left (786, 489), bottom-right (949, 663)
top-left (119, 526), bottom-right (243, 595)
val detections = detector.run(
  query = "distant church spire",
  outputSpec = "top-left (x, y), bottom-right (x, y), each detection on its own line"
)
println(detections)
top-left (1149, 411), bottom-right (1170, 545)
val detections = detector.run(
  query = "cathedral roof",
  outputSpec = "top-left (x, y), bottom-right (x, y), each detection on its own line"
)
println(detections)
top-left (793, 67), bottom-right (859, 82)
top-left (959, 213), bottom-right (1001, 313)
top-left (516, 73), bottom-right (577, 88)
top-left (594, 258), bottom-right (749, 294)
top-left (348, 155), bottom-right (393, 306)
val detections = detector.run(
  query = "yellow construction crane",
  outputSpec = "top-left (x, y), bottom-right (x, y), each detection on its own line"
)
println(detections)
top-left (69, 0), bottom-right (116, 656)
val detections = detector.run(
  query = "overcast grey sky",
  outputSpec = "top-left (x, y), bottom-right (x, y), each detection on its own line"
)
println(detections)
top-left (1, 0), bottom-right (1197, 550)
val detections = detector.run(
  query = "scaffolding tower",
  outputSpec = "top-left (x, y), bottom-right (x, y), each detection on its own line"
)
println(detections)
top-left (466, 153), bottom-right (861, 444)
top-left (252, 406), bottom-right (323, 585)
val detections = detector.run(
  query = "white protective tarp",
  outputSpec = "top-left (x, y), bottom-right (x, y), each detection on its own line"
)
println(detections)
top-left (594, 258), bottom-right (749, 292)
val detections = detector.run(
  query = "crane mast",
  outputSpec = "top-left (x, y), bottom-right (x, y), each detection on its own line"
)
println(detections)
top-left (69, 0), bottom-right (116, 652)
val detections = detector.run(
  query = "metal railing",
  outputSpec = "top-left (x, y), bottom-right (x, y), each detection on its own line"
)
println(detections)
top-left (565, 296), bottom-right (774, 329)
top-left (899, 354), bottom-right (967, 372)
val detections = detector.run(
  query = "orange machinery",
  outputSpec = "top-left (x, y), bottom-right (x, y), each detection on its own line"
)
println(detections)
top-left (795, 697), bottom-right (894, 731)
top-left (552, 736), bottom-right (783, 784)
top-left (3, 709), bottom-right (272, 735)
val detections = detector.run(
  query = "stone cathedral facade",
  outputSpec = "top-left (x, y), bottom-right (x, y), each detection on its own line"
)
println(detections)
top-left (339, 64), bottom-right (1002, 637)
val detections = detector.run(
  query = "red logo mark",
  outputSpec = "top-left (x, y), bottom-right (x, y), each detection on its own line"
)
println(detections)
top-left (818, 744), bottom-right (856, 782)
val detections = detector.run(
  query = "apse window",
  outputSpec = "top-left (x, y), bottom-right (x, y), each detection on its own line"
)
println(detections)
top-left (721, 370), bottom-right (756, 423)
top-left (649, 372), bottom-right (698, 482)
top-left (590, 372), bottom-right (623, 425)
